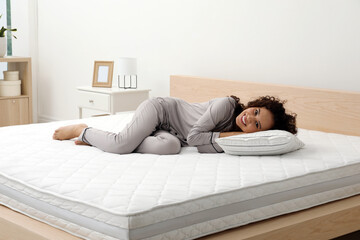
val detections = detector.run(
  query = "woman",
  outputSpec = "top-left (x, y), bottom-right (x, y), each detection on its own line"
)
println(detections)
top-left (53, 96), bottom-right (297, 154)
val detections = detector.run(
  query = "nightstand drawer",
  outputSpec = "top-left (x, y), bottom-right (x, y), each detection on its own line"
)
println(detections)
top-left (77, 86), bottom-right (151, 118)
top-left (77, 91), bottom-right (110, 111)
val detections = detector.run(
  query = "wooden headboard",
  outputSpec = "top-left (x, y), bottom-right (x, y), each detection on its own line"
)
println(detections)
top-left (170, 75), bottom-right (360, 136)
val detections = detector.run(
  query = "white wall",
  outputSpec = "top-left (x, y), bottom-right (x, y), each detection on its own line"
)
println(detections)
top-left (0, 0), bottom-right (7, 77)
top-left (11, 0), bottom-right (38, 122)
top-left (13, 0), bottom-right (360, 121)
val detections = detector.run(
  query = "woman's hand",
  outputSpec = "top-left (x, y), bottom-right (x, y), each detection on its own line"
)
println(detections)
top-left (219, 132), bottom-right (244, 138)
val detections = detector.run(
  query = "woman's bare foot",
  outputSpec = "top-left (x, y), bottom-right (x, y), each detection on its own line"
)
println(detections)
top-left (53, 123), bottom-right (88, 140)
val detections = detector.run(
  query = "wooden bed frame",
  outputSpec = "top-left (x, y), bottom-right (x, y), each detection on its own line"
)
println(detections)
top-left (170, 75), bottom-right (360, 137)
top-left (1, 75), bottom-right (360, 240)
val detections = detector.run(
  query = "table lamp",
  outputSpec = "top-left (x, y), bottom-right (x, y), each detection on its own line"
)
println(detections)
top-left (117, 57), bottom-right (137, 89)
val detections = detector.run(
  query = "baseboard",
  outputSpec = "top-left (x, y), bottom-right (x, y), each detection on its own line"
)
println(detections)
top-left (37, 114), bottom-right (62, 123)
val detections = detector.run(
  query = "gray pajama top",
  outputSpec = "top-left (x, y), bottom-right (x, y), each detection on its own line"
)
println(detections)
top-left (154, 96), bottom-right (237, 153)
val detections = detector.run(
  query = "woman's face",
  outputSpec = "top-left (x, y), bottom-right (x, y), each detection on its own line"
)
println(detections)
top-left (236, 107), bottom-right (274, 133)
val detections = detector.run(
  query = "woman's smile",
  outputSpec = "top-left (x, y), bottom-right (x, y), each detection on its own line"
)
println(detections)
top-left (241, 115), bottom-right (246, 126)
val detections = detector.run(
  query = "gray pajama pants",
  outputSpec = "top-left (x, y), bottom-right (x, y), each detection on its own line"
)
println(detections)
top-left (79, 99), bottom-right (181, 155)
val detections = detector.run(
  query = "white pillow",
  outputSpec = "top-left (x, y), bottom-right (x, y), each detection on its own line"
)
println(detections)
top-left (215, 130), bottom-right (304, 156)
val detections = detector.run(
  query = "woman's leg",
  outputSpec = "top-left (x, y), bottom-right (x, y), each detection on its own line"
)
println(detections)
top-left (54, 100), bottom-right (160, 154)
top-left (135, 130), bottom-right (181, 155)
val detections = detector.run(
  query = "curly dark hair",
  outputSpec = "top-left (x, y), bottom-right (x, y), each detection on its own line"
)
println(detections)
top-left (230, 95), bottom-right (297, 134)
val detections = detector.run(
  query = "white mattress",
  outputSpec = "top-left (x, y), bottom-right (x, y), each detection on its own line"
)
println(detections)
top-left (1, 113), bottom-right (360, 240)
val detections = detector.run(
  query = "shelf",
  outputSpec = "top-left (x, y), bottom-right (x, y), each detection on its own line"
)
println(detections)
top-left (0, 57), bottom-right (32, 126)
top-left (0, 57), bottom-right (31, 63)
top-left (0, 95), bottom-right (29, 100)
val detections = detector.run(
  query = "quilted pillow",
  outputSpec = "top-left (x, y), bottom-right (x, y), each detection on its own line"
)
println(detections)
top-left (215, 130), bottom-right (304, 156)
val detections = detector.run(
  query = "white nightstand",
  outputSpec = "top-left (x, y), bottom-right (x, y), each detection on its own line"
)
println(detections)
top-left (77, 86), bottom-right (151, 118)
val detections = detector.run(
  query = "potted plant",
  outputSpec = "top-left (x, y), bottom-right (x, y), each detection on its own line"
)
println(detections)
top-left (0, 14), bottom-right (17, 57)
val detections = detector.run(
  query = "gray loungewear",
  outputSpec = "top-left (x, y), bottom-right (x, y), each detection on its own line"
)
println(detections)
top-left (79, 97), bottom-right (237, 154)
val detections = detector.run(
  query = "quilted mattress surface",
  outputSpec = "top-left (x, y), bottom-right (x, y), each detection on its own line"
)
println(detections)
top-left (1, 113), bottom-right (360, 240)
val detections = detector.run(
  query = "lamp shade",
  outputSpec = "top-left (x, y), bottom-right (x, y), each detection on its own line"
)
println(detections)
top-left (118, 58), bottom-right (137, 75)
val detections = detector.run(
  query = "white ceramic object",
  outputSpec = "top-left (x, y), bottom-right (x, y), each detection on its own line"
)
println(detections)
top-left (0, 37), bottom-right (6, 57)
top-left (0, 80), bottom-right (21, 96)
top-left (3, 71), bottom-right (20, 81)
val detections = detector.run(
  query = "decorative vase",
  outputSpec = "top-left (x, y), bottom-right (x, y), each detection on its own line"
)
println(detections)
top-left (0, 37), bottom-right (6, 57)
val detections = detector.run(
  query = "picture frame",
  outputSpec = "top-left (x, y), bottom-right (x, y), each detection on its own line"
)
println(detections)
top-left (92, 61), bottom-right (114, 88)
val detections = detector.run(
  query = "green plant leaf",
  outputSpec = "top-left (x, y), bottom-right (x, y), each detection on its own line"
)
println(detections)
top-left (0, 27), bottom-right (6, 37)
top-left (0, 14), bottom-right (18, 40)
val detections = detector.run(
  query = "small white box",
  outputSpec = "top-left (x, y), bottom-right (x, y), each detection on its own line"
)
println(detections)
top-left (3, 71), bottom-right (20, 81)
top-left (0, 80), bottom-right (21, 96)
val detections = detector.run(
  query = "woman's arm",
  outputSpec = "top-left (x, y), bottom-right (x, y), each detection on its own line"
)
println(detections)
top-left (187, 98), bottom-right (231, 146)
top-left (219, 132), bottom-right (244, 138)
top-left (187, 98), bottom-right (235, 153)
top-left (196, 132), bottom-right (245, 153)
